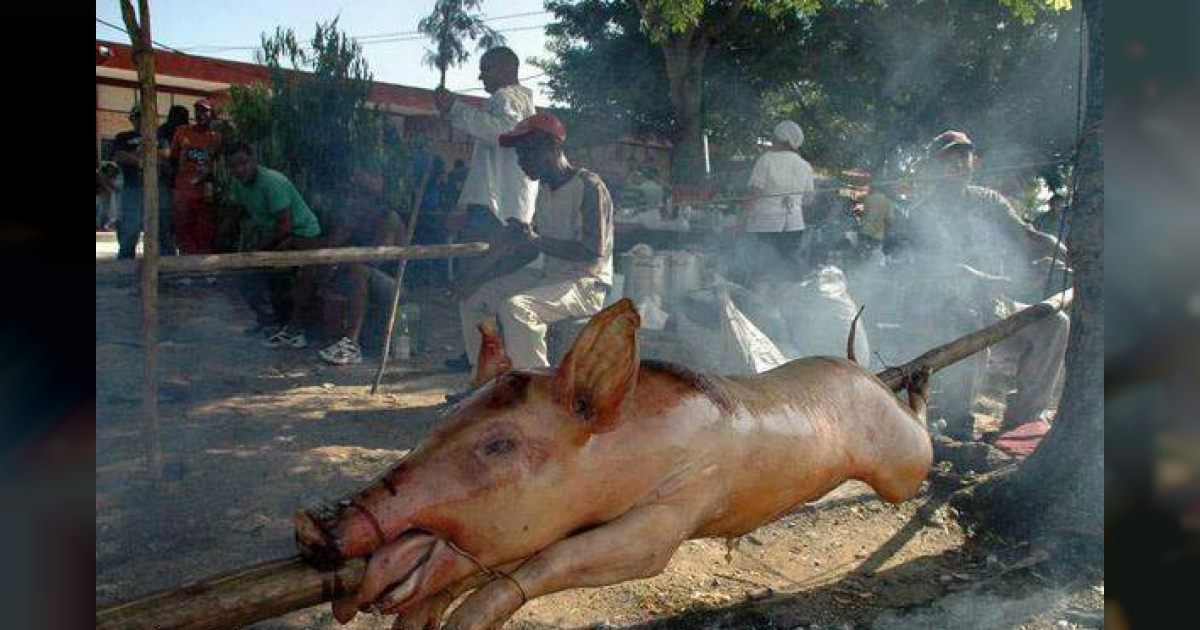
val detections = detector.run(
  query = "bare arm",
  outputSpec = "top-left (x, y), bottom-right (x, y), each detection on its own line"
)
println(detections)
top-left (996, 193), bottom-right (1068, 262)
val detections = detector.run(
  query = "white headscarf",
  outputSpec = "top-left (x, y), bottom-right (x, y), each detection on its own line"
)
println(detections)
top-left (773, 121), bottom-right (805, 150)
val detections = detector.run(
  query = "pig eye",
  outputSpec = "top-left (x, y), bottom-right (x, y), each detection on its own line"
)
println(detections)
top-left (482, 437), bottom-right (517, 457)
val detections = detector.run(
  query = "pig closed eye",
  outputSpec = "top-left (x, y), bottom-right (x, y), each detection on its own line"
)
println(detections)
top-left (483, 438), bottom-right (517, 456)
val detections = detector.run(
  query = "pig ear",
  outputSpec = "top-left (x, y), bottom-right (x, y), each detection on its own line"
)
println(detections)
top-left (474, 317), bottom-right (513, 387)
top-left (555, 298), bottom-right (640, 434)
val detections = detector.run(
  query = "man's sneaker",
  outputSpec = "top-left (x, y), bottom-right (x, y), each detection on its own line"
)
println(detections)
top-left (319, 337), bottom-right (363, 365)
top-left (444, 353), bottom-right (471, 372)
top-left (261, 326), bottom-right (307, 349)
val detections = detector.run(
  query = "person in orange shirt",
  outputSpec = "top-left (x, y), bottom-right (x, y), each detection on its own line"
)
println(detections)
top-left (170, 99), bottom-right (222, 255)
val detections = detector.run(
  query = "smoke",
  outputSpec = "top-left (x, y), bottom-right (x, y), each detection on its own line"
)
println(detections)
top-left (641, 1), bottom-right (1083, 378)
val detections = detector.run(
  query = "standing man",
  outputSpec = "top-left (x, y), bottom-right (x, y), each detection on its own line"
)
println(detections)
top-left (110, 105), bottom-right (145, 259)
top-left (171, 99), bottom-right (222, 255)
top-left (455, 113), bottom-right (613, 371)
top-left (156, 105), bottom-right (190, 256)
top-left (222, 142), bottom-right (323, 344)
top-left (892, 130), bottom-right (1070, 441)
top-left (737, 120), bottom-right (815, 286)
top-left (434, 46), bottom-right (538, 371)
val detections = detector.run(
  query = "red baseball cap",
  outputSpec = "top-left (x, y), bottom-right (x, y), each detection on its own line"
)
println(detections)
top-left (499, 112), bottom-right (567, 147)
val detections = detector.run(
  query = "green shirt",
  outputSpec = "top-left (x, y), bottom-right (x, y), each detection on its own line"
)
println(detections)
top-left (228, 166), bottom-right (321, 238)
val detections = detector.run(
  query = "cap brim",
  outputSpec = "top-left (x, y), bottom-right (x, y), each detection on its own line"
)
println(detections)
top-left (937, 140), bottom-right (973, 153)
top-left (498, 130), bottom-right (530, 148)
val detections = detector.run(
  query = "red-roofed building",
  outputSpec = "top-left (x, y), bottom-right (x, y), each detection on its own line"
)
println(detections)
top-left (96, 39), bottom-right (672, 194)
top-left (96, 39), bottom-right (483, 166)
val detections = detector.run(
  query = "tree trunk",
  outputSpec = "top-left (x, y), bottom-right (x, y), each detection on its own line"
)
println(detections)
top-left (662, 35), bottom-right (709, 185)
top-left (121, 0), bottom-right (163, 480)
top-left (963, 0), bottom-right (1103, 542)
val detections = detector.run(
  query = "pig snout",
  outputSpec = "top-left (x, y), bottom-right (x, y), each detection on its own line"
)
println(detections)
top-left (295, 480), bottom-right (415, 568)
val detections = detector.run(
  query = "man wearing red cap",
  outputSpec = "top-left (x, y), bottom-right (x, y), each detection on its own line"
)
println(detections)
top-left (891, 130), bottom-right (1070, 442)
top-left (454, 112), bottom-right (613, 369)
top-left (170, 99), bottom-right (222, 255)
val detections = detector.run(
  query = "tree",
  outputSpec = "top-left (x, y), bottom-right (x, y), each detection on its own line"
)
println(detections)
top-left (542, 0), bottom-right (1075, 185)
top-left (418, 0), bottom-right (506, 89)
top-left (958, 0), bottom-right (1102, 545)
top-left (224, 20), bottom-right (410, 218)
top-left (119, 0), bottom-right (163, 480)
top-left (627, 0), bottom-right (819, 183)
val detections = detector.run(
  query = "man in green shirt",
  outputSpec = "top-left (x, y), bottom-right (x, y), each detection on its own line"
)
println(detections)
top-left (223, 141), bottom-right (322, 345)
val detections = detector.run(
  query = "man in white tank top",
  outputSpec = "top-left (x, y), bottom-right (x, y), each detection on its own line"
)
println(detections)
top-left (454, 113), bottom-right (613, 369)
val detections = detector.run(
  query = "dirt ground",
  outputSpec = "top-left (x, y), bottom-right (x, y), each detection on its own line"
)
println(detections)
top-left (96, 277), bottom-right (1102, 630)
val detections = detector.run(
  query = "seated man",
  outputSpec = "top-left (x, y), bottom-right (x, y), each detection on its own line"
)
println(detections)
top-left (456, 113), bottom-right (613, 370)
top-left (284, 171), bottom-right (404, 365)
top-left (222, 141), bottom-right (322, 343)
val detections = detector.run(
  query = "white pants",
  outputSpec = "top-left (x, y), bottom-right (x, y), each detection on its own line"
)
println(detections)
top-left (459, 269), bottom-right (606, 369)
top-left (997, 306), bottom-right (1071, 428)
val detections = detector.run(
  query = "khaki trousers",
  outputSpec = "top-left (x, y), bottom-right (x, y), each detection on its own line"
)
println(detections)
top-left (460, 269), bottom-right (606, 369)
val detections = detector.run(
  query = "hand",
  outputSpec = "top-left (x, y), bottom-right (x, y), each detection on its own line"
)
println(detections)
top-left (434, 87), bottom-right (455, 115)
top-left (504, 219), bottom-right (535, 243)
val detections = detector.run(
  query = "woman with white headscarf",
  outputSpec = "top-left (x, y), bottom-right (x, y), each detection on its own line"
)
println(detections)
top-left (736, 120), bottom-right (815, 285)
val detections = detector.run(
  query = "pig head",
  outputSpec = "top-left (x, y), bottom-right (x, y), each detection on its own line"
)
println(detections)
top-left (294, 298), bottom-right (933, 630)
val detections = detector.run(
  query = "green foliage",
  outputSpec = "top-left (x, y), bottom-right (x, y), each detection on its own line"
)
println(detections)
top-left (637, 0), bottom-right (820, 38)
top-left (223, 19), bottom-right (413, 219)
top-left (542, 0), bottom-right (1078, 187)
top-left (418, 0), bottom-right (506, 84)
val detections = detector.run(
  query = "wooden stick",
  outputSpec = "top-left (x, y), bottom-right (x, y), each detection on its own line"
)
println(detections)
top-left (371, 165), bottom-right (433, 394)
top-left (95, 242), bottom-right (489, 276)
top-left (96, 556), bottom-right (366, 630)
top-left (121, 0), bottom-right (162, 480)
top-left (875, 288), bottom-right (1073, 392)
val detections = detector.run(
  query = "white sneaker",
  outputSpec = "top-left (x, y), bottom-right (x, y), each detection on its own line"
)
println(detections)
top-left (261, 326), bottom-right (307, 349)
top-left (319, 337), bottom-right (362, 365)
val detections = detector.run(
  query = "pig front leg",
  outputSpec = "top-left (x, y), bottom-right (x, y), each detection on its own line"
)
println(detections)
top-left (442, 504), bottom-right (694, 630)
top-left (389, 561), bottom-right (522, 630)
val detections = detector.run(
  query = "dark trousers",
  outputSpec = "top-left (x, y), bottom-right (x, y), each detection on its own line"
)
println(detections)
top-left (116, 187), bottom-right (175, 258)
top-left (732, 230), bottom-right (806, 286)
top-left (237, 269), bottom-right (295, 328)
top-left (116, 192), bottom-right (143, 260)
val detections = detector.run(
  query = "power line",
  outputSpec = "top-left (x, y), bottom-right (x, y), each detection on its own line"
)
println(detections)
top-left (455, 71), bottom-right (548, 93)
top-left (96, 16), bottom-right (189, 56)
top-left (176, 11), bottom-right (554, 53)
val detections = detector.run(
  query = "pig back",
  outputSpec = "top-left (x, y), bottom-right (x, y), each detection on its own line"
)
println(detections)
top-left (670, 357), bottom-right (930, 537)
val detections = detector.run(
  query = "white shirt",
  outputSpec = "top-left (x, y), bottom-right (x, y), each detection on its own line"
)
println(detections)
top-left (450, 84), bottom-right (538, 224)
top-left (745, 150), bottom-right (814, 233)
